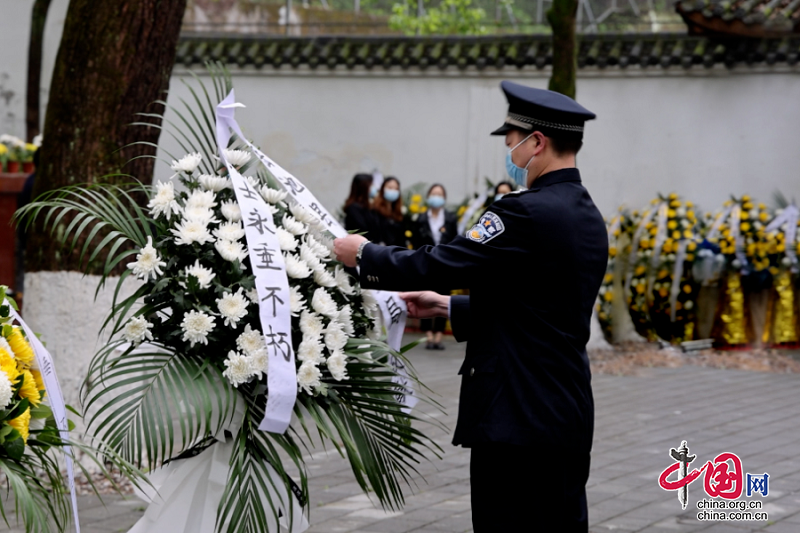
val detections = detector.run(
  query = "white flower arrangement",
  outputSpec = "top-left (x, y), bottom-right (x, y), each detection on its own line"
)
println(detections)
top-left (18, 78), bottom-right (435, 533)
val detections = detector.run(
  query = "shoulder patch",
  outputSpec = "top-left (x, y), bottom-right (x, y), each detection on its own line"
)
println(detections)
top-left (466, 211), bottom-right (505, 244)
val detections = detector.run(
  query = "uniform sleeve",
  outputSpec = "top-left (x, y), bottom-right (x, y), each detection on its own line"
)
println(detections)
top-left (449, 295), bottom-right (471, 343)
top-left (359, 198), bottom-right (532, 292)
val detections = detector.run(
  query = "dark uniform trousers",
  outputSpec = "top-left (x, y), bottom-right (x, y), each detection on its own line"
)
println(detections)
top-left (359, 169), bottom-right (608, 532)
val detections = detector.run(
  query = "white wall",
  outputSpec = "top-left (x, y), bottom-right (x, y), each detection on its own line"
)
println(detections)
top-left (159, 66), bottom-right (800, 218)
top-left (0, 0), bottom-right (69, 139)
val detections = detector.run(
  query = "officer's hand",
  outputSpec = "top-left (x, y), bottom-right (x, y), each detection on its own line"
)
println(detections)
top-left (334, 234), bottom-right (368, 267)
top-left (399, 291), bottom-right (450, 319)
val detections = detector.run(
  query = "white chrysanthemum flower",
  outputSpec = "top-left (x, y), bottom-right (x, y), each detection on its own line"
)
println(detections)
top-left (361, 290), bottom-right (379, 316)
top-left (676, 207), bottom-right (687, 218)
top-left (186, 189), bottom-right (217, 210)
top-left (127, 236), bottom-right (166, 281)
top-left (148, 181), bottom-right (181, 219)
top-left (326, 351), bottom-right (348, 381)
top-left (224, 149), bottom-right (251, 168)
top-left (297, 338), bottom-right (324, 364)
top-left (290, 286), bottom-right (306, 316)
top-left (182, 206), bottom-right (218, 225)
top-left (324, 322), bottom-right (348, 353)
top-left (182, 259), bottom-right (215, 289)
top-left (284, 253), bottom-right (311, 279)
top-left (237, 324), bottom-right (266, 356)
top-left (32, 134), bottom-right (43, 148)
top-left (261, 186), bottom-right (288, 205)
top-left (0, 373), bottom-right (12, 409)
top-left (198, 174), bottom-right (231, 192)
top-left (299, 310), bottom-right (325, 338)
top-left (313, 268), bottom-right (337, 288)
top-left (299, 243), bottom-right (324, 272)
top-left (305, 234), bottom-right (331, 260)
top-left (290, 203), bottom-right (318, 227)
top-left (297, 361), bottom-right (322, 395)
top-left (245, 288), bottom-right (259, 303)
top-left (181, 310), bottom-right (215, 347)
top-left (334, 266), bottom-right (355, 296)
top-left (122, 316), bottom-right (153, 345)
top-left (337, 305), bottom-right (355, 336)
top-left (214, 221), bottom-right (246, 242)
top-left (311, 287), bottom-right (338, 318)
top-left (220, 200), bottom-right (242, 222)
top-left (249, 349), bottom-right (269, 378)
top-left (217, 288), bottom-right (249, 328)
top-left (223, 351), bottom-right (254, 388)
top-left (282, 214), bottom-right (308, 236)
top-left (215, 239), bottom-right (248, 263)
top-left (171, 218), bottom-right (215, 246)
top-left (171, 152), bottom-right (203, 174)
top-left (276, 227), bottom-right (298, 252)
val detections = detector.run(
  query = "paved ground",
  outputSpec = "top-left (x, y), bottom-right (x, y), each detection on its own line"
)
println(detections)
top-left (5, 336), bottom-right (800, 532)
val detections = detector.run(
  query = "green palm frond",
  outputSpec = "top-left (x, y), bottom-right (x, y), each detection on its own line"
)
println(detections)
top-left (84, 341), bottom-right (239, 470)
top-left (0, 455), bottom-right (67, 533)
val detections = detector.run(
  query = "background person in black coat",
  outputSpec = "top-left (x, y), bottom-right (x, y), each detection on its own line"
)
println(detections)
top-left (412, 183), bottom-right (458, 349)
top-left (343, 173), bottom-right (376, 241)
top-left (371, 176), bottom-right (406, 247)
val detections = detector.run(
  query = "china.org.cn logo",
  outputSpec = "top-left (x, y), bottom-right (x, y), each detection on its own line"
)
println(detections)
top-left (658, 440), bottom-right (770, 522)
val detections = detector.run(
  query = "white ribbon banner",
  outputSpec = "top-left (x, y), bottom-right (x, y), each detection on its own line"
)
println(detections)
top-left (216, 93), bottom-right (296, 434)
top-left (215, 90), bottom-right (414, 411)
top-left (6, 303), bottom-right (80, 532)
top-left (375, 291), bottom-right (415, 410)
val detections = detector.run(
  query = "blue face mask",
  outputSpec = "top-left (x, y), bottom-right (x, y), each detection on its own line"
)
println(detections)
top-left (505, 134), bottom-right (535, 187)
top-left (426, 195), bottom-right (445, 208)
top-left (369, 185), bottom-right (378, 199)
top-left (494, 193), bottom-right (505, 201)
top-left (383, 189), bottom-right (400, 202)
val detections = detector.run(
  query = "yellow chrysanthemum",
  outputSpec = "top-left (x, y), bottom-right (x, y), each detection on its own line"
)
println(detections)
top-left (667, 209), bottom-right (676, 218)
top-left (636, 284), bottom-right (646, 294)
top-left (18, 370), bottom-right (41, 408)
top-left (609, 246), bottom-right (617, 257)
top-left (683, 230), bottom-right (693, 239)
top-left (7, 329), bottom-right (34, 369)
top-left (9, 408), bottom-right (31, 443)
top-left (31, 369), bottom-right (45, 392)
top-left (687, 241), bottom-right (697, 252)
top-left (667, 220), bottom-right (678, 230)
top-left (742, 195), bottom-right (751, 202)
top-left (409, 204), bottom-right (419, 214)
top-left (683, 284), bottom-right (692, 294)
top-left (457, 206), bottom-right (467, 217)
top-left (411, 194), bottom-right (422, 204)
top-left (759, 212), bottom-right (769, 222)
top-left (0, 144), bottom-right (7, 155)
top-left (672, 230), bottom-right (681, 240)
top-left (669, 193), bottom-right (678, 200)
top-left (404, 230), bottom-right (412, 238)
top-left (604, 273), bottom-right (614, 283)
top-left (0, 348), bottom-right (19, 382)
top-left (635, 265), bottom-right (646, 276)
top-left (686, 201), bottom-right (693, 208)
top-left (603, 291), bottom-right (613, 302)
top-left (740, 211), bottom-right (749, 220)
top-left (25, 143), bottom-right (37, 152)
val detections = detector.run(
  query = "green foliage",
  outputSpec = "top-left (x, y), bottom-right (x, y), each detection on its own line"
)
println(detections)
top-left (390, 0), bottom-right (487, 35)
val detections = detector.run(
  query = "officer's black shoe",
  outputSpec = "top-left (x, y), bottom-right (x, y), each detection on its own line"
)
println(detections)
top-left (434, 343), bottom-right (445, 350)
top-left (425, 342), bottom-right (434, 350)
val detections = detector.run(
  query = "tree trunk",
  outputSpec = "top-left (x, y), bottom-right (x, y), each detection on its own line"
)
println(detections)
top-left (547, 0), bottom-right (578, 99)
top-left (26, 0), bottom-right (52, 143)
top-left (26, 0), bottom-right (187, 273)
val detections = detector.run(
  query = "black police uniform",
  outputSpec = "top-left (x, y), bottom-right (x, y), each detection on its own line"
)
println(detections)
top-left (358, 82), bottom-right (607, 532)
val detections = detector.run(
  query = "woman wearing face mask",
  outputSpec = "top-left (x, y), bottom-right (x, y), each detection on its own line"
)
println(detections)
top-left (343, 173), bottom-right (377, 241)
top-left (371, 176), bottom-right (406, 247)
top-left (492, 181), bottom-right (514, 203)
top-left (412, 184), bottom-right (458, 350)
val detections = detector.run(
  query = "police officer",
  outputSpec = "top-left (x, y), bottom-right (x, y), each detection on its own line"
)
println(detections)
top-left (334, 81), bottom-right (608, 532)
